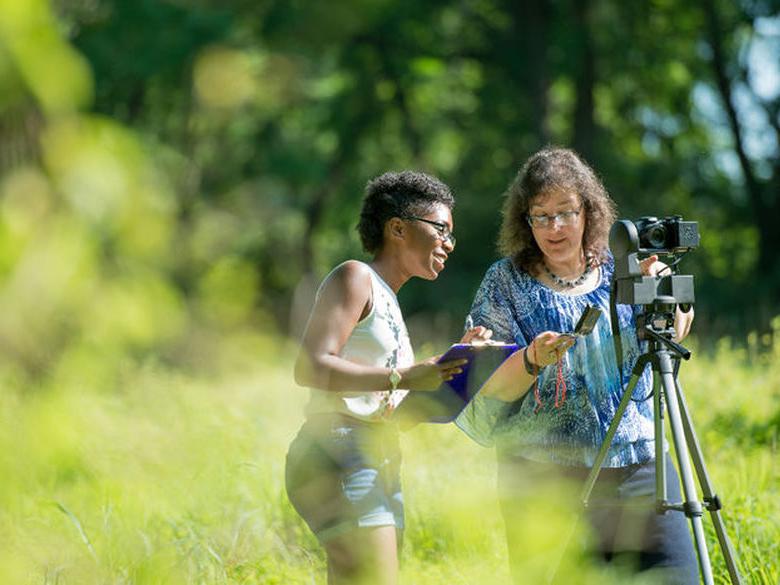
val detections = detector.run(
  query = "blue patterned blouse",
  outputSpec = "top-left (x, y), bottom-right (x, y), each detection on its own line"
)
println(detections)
top-left (455, 256), bottom-right (657, 468)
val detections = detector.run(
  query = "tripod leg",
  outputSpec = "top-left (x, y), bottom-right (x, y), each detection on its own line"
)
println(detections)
top-left (673, 375), bottom-right (744, 584)
top-left (658, 352), bottom-right (715, 585)
top-left (653, 372), bottom-right (667, 504)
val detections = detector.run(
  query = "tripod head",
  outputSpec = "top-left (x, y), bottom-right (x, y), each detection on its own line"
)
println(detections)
top-left (637, 304), bottom-right (692, 361)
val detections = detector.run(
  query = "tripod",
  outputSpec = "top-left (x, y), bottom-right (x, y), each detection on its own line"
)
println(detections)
top-left (580, 309), bottom-right (743, 585)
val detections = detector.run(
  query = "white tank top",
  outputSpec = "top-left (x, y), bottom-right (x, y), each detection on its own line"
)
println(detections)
top-left (305, 262), bottom-right (415, 421)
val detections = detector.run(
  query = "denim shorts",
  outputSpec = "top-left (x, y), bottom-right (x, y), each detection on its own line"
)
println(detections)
top-left (285, 414), bottom-right (404, 542)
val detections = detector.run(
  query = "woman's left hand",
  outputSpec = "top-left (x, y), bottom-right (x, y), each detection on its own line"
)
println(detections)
top-left (460, 326), bottom-right (493, 344)
top-left (639, 255), bottom-right (670, 277)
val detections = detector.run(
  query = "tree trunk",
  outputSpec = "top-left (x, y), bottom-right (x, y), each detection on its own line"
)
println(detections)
top-left (508, 0), bottom-right (551, 145)
top-left (702, 0), bottom-right (780, 307)
top-left (0, 104), bottom-right (43, 175)
top-left (572, 0), bottom-right (596, 160)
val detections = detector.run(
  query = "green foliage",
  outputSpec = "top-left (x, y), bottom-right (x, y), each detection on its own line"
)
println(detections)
top-left (0, 331), bottom-right (777, 583)
top-left (0, 0), bottom-right (93, 113)
top-left (0, 3), bottom-right (778, 580)
top-left (4, 0), bottom-right (777, 344)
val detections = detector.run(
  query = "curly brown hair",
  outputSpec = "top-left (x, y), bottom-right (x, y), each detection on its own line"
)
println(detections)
top-left (498, 147), bottom-right (617, 274)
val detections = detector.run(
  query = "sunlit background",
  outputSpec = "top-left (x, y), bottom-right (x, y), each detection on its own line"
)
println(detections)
top-left (0, 0), bottom-right (778, 583)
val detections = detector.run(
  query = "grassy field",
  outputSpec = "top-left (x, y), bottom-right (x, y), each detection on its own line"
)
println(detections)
top-left (1, 330), bottom-right (777, 584)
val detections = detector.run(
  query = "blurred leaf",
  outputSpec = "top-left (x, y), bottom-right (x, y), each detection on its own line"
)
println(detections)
top-left (0, 0), bottom-right (93, 113)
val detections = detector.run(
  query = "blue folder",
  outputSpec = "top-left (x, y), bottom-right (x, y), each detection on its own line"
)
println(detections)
top-left (395, 343), bottom-right (519, 424)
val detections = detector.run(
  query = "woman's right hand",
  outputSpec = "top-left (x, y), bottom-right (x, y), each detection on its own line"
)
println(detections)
top-left (398, 357), bottom-right (468, 392)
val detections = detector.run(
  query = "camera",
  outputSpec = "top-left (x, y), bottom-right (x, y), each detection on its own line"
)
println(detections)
top-left (609, 216), bottom-right (698, 306)
top-left (633, 216), bottom-right (699, 253)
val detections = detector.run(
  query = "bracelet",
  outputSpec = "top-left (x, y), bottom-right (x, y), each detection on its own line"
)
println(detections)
top-left (523, 346), bottom-right (539, 376)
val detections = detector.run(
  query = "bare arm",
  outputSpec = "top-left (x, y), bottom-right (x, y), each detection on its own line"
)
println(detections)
top-left (294, 261), bottom-right (397, 392)
top-left (294, 261), bottom-right (465, 392)
top-left (673, 305), bottom-right (694, 342)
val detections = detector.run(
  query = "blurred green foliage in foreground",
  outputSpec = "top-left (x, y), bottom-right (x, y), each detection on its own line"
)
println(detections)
top-left (0, 328), bottom-right (777, 584)
top-left (0, 3), bottom-right (777, 582)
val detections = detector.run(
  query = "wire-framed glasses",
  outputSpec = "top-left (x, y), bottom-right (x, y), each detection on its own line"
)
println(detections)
top-left (405, 216), bottom-right (456, 247)
top-left (526, 206), bottom-right (583, 229)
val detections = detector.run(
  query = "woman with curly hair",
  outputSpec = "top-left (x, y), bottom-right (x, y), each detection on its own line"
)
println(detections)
top-left (456, 148), bottom-right (698, 584)
top-left (286, 170), bottom-right (490, 585)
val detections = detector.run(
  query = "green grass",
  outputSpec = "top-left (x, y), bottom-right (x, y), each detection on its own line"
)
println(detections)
top-left (0, 332), bottom-right (777, 584)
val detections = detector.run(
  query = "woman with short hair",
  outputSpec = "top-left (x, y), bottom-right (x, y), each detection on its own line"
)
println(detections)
top-left (287, 170), bottom-right (489, 585)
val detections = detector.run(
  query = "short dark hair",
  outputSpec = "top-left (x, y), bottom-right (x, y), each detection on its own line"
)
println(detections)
top-left (498, 147), bottom-right (617, 272)
top-left (358, 170), bottom-right (454, 253)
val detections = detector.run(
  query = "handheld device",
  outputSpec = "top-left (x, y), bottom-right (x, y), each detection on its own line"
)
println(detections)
top-left (561, 305), bottom-right (602, 340)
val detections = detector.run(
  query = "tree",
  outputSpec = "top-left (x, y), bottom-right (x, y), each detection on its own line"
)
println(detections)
top-left (22, 0), bottom-right (778, 343)
top-left (702, 0), bottom-right (780, 321)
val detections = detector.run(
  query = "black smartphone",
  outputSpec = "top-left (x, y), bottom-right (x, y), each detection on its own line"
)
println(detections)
top-left (562, 305), bottom-right (602, 339)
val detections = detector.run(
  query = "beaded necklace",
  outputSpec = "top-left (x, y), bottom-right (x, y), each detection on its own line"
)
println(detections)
top-left (543, 257), bottom-right (593, 289)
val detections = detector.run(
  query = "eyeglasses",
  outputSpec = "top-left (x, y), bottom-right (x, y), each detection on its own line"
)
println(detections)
top-left (405, 216), bottom-right (456, 247)
top-left (526, 206), bottom-right (583, 229)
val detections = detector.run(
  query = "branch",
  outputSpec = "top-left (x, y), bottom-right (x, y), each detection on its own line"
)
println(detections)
top-left (701, 0), bottom-right (763, 212)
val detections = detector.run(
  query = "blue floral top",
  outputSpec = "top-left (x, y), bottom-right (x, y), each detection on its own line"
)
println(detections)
top-left (455, 256), bottom-right (656, 468)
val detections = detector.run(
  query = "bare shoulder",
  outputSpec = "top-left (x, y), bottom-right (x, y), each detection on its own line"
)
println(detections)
top-left (327, 260), bottom-right (372, 288)
top-left (319, 260), bottom-right (372, 305)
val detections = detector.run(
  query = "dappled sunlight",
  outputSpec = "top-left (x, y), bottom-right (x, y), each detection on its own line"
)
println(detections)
top-left (0, 0), bottom-right (777, 583)
top-left (194, 46), bottom-right (258, 110)
top-left (41, 115), bottom-right (178, 257)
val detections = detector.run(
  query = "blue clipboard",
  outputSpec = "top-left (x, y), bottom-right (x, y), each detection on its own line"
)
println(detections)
top-left (394, 343), bottom-right (519, 424)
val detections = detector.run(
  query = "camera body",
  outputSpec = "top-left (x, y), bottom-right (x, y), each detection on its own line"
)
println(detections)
top-left (633, 216), bottom-right (700, 253)
top-left (609, 216), bottom-right (698, 306)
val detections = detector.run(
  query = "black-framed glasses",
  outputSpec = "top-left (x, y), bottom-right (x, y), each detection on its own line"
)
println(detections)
top-left (526, 205), bottom-right (583, 229)
top-left (405, 216), bottom-right (456, 247)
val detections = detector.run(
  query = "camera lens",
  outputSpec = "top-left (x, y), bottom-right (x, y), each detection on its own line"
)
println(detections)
top-left (635, 217), bottom-right (667, 249)
top-left (645, 225), bottom-right (666, 249)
